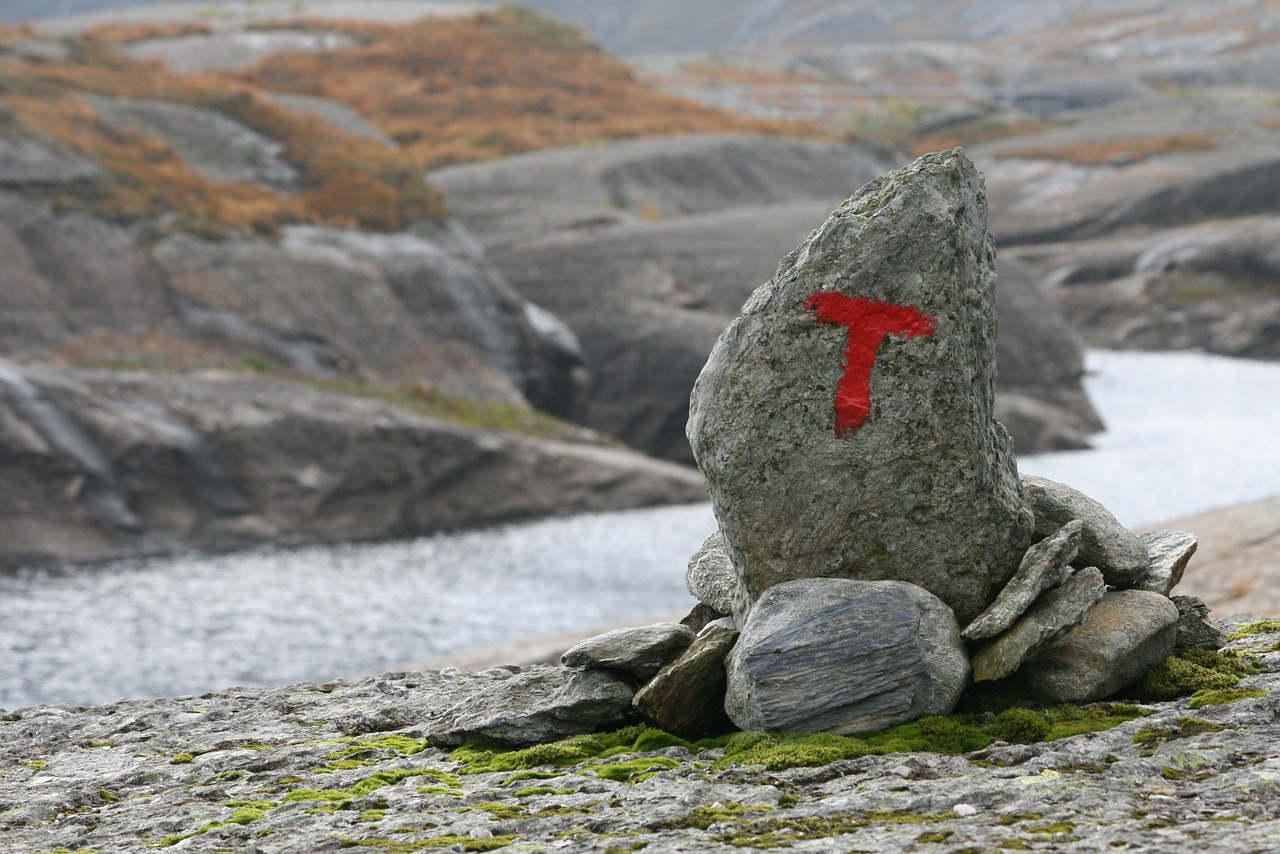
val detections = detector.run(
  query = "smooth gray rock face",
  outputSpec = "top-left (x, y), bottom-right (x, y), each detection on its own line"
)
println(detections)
top-left (426, 667), bottom-right (634, 747)
top-left (964, 519), bottom-right (1083, 640)
top-left (1021, 474), bottom-right (1151, 587)
top-left (688, 150), bottom-right (1034, 625)
top-left (560, 623), bottom-right (695, 681)
top-left (971, 567), bottom-right (1107, 682)
top-left (633, 620), bottom-right (739, 738)
top-left (1019, 590), bottom-right (1179, 703)
top-left (724, 578), bottom-right (968, 734)
top-left (1171, 595), bottom-right (1228, 651)
top-left (685, 531), bottom-right (739, 615)
top-left (1135, 530), bottom-right (1199, 595)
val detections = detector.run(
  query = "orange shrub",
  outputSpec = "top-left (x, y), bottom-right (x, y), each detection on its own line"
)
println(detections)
top-left (3, 40), bottom-right (442, 233)
top-left (240, 6), bottom-right (818, 169)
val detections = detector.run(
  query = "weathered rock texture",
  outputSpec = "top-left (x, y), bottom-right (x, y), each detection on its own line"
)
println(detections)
top-left (1019, 590), bottom-right (1180, 703)
top-left (684, 530), bottom-right (738, 615)
top-left (688, 149), bottom-right (1034, 624)
top-left (5, 617), bottom-right (1279, 853)
top-left (560, 622), bottom-right (695, 681)
top-left (425, 667), bottom-right (634, 747)
top-left (633, 619), bottom-right (739, 737)
top-left (971, 566), bottom-right (1107, 682)
top-left (963, 519), bottom-right (1082, 641)
top-left (434, 135), bottom-right (1103, 461)
top-left (724, 578), bottom-right (968, 734)
top-left (0, 360), bottom-right (706, 568)
top-left (1136, 529), bottom-right (1199, 595)
top-left (1023, 474), bottom-right (1151, 587)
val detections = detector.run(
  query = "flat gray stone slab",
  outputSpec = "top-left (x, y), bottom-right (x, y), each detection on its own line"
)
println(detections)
top-left (964, 519), bottom-right (1083, 640)
top-left (971, 567), bottom-right (1106, 682)
top-left (1134, 529), bottom-right (1199, 595)
top-left (560, 622), bottom-right (695, 681)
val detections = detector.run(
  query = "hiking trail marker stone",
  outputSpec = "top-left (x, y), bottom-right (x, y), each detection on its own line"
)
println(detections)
top-left (687, 149), bottom-right (1034, 625)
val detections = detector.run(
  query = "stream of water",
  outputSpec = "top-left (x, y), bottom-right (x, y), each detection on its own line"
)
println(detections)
top-left (2, 350), bottom-right (1278, 710)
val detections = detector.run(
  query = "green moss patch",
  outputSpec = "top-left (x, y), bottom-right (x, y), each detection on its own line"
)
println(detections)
top-left (1137, 648), bottom-right (1261, 701)
top-left (711, 704), bottom-right (1144, 771)
top-left (1228, 620), bottom-right (1280, 640)
top-left (451, 725), bottom-right (701, 775)
top-left (340, 836), bottom-right (515, 852)
top-left (285, 768), bottom-right (458, 804)
top-left (702, 809), bottom-right (955, 848)
top-left (1188, 687), bottom-right (1267, 709)
top-left (1133, 717), bottom-right (1226, 747)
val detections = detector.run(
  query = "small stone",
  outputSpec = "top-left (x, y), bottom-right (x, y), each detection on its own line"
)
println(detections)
top-left (1018, 590), bottom-right (1179, 703)
top-left (680, 602), bottom-right (728, 634)
top-left (685, 531), bottom-right (739, 615)
top-left (963, 519), bottom-right (1083, 640)
top-left (561, 622), bottom-right (695, 681)
top-left (971, 567), bottom-right (1106, 682)
top-left (687, 150), bottom-right (1035, 626)
top-left (427, 667), bottom-right (634, 747)
top-left (724, 578), bottom-right (969, 734)
top-left (633, 619), bottom-right (739, 738)
top-left (1171, 595), bottom-right (1227, 651)
top-left (1134, 530), bottom-right (1199, 595)
top-left (1021, 475), bottom-right (1151, 587)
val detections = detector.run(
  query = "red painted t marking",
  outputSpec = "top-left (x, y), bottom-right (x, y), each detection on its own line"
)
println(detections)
top-left (805, 292), bottom-right (937, 438)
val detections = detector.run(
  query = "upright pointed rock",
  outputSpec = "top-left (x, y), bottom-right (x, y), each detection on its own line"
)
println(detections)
top-left (687, 149), bottom-right (1034, 625)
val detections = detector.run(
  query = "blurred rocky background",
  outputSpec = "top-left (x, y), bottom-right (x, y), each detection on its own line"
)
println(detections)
top-left (0, 0), bottom-right (1276, 582)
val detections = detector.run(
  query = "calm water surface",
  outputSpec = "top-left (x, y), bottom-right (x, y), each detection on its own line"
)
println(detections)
top-left (3, 350), bottom-right (1278, 709)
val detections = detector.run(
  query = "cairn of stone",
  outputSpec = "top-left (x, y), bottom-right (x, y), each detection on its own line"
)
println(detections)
top-left (440, 150), bottom-right (1218, 746)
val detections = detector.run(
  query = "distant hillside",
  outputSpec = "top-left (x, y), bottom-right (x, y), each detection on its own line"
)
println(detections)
top-left (0, 7), bottom-right (807, 235)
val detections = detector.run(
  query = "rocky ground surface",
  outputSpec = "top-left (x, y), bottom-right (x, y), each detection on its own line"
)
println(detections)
top-left (3, 615), bottom-right (1280, 853)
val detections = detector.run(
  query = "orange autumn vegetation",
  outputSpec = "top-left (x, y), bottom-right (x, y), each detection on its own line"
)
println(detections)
top-left (239, 6), bottom-right (818, 169)
top-left (1, 7), bottom-right (811, 236)
top-left (82, 21), bottom-right (213, 44)
top-left (995, 132), bottom-right (1218, 165)
top-left (1, 39), bottom-right (442, 234)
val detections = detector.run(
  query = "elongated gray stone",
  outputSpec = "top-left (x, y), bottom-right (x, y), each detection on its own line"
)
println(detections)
top-left (724, 578), bottom-right (968, 734)
top-left (685, 530), bottom-right (738, 615)
top-left (634, 619), bottom-right (739, 738)
top-left (427, 667), bottom-right (634, 747)
top-left (1021, 475), bottom-right (1150, 587)
top-left (963, 519), bottom-right (1083, 640)
top-left (688, 150), bottom-right (1034, 625)
top-left (1134, 530), bottom-right (1199, 595)
top-left (1018, 590), bottom-right (1179, 703)
top-left (561, 623), bottom-right (695, 681)
top-left (971, 567), bottom-right (1106, 682)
